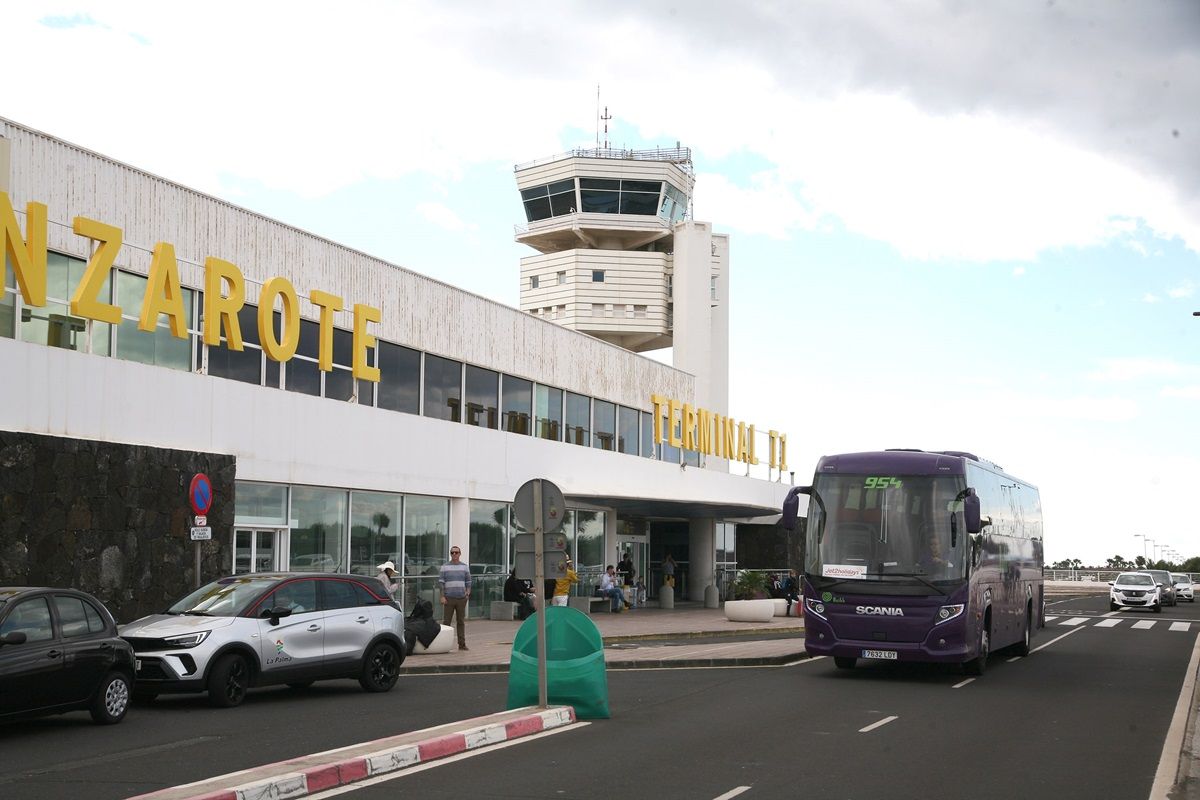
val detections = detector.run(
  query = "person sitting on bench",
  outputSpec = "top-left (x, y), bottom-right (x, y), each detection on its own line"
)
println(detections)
top-left (599, 565), bottom-right (629, 612)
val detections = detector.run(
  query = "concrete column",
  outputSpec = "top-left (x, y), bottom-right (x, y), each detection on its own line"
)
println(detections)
top-left (449, 497), bottom-right (470, 560)
top-left (688, 517), bottom-right (716, 603)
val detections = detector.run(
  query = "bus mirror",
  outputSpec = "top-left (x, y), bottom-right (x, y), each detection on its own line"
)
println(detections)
top-left (781, 486), bottom-right (810, 531)
top-left (964, 491), bottom-right (982, 534)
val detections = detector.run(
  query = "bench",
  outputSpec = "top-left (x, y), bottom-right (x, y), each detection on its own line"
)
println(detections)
top-left (568, 596), bottom-right (610, 614)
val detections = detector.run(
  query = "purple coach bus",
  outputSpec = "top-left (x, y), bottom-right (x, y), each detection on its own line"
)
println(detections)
top-left (781, 449), bottom-right (1043, 675)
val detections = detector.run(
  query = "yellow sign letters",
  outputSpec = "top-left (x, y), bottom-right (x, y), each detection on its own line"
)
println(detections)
top-left (650, 394), bottom-right (788, 471)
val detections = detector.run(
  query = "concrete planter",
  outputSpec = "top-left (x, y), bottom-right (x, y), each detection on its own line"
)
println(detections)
top-left (724, 599), bottom-right (775, 623)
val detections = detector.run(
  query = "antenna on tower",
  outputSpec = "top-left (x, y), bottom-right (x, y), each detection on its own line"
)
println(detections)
top-left (600, 105), bottom-right (612, 150)
top-left (595, 85), bottom-right (601, 149)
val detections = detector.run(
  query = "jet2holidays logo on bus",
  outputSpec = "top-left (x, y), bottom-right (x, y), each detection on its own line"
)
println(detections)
top-left (823, 564), bottom-right (867, 579)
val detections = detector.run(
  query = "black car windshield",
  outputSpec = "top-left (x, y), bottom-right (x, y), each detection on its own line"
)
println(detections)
top-left (167, 576), bottom-right (278, 617)
top-left (1118, 574), bottom-right (1154, 586)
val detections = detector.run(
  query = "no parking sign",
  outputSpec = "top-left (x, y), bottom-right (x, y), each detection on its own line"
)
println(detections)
top-left (188, 473), bottom-right (214, 516)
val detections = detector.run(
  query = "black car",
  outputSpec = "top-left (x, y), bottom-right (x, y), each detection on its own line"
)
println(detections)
top-left (0, 587), bottom-right (136, 725)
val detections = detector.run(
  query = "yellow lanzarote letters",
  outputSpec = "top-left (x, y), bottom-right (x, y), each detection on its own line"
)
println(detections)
top-left (139, 243), bottom-right (188, 338)
top-left (352, 303), bottom-right (381, 382)
top-left (310, 290), bottom-right (344, 372)
top-left (0, 192), bottom-right (47, 307)
top-left (203, 258), bottom-right (245, 350)
top-left (70, 217), bottom-right (123, 324)
top-left (258, 277), bottom-right (300, 362)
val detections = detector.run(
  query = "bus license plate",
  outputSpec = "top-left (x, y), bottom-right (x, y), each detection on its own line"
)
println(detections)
top-left (862, 649), bottom-right (897, 660)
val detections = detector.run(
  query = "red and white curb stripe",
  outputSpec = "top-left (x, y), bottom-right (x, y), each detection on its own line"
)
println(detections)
top-left (140, 707), bottom-right (576, 800)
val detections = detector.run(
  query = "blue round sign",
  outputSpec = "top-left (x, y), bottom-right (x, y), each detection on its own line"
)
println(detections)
top-left (189, 473), bottom-right (213, 515)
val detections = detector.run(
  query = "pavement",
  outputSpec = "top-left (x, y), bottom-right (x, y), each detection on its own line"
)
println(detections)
top-left (399, 601), bottom-right (807, 673)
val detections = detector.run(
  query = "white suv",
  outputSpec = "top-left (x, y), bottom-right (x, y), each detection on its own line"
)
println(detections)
top-left (120, 573), bottom-right (405, 707)
top-left (1109, 572), bottom-right (1163, 613)
top-left (1172, 574), bottom-right (1195, 603)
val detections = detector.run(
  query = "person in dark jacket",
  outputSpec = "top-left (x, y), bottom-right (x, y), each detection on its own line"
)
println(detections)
top-left (504, 568), bottom-right (535, 620)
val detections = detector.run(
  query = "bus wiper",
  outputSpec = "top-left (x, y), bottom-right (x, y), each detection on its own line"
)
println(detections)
top-left (868, 572), bottom-right (946, 595)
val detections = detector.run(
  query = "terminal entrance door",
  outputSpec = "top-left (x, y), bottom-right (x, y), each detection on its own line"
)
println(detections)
top-left (232, 528), bottom-right (288, 574)
top-left (614, 537), bottom-right (648, 594)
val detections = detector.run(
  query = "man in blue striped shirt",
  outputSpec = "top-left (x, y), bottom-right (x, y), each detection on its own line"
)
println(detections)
top-left (439, 546), bottom-right (473, 650)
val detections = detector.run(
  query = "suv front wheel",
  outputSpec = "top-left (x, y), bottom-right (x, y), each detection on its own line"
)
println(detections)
top-left (359, 642), bottom-right (401, 693)
top-left (208, 654), bottom-right (250, 708)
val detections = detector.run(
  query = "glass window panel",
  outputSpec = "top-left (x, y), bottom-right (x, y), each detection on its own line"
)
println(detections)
top-left (290, 486), bottom-right (347, 572)
top-left (593, 400), bottom-right (616, 451)
top-left (286, 357), bottom-right (322, 396)
top-left (684, 448), bottom-right (700, 467)
top-left (548, 179), bottom-right (575, 194)
top-left (377, 340), bottom-right (420, 413)
top-left (206, 300), bottom-right (264, 385)
top-left (464, 365), bottom-right (498, 428)
top-left (265, 580), bottom-right (317, 613)
top-left (535, 385), bottom-right (562, 441)
top-left (641, 411), bottom-right (654, 458)
top-left (502, 375), bottom-right (532, 434)
top-left (660, 408), bottom-right (680, 463)
top-left (576, 510), bottom-right (605, 573)
top-left (622, 180), bottom-right (662, 193)
top-left (424, 354), bottom-right (462, 422)
top-left (565, 391), bottom-right (590, 446)
top-left (320, 580), bottom-right (359, 610)
top-left (83, 600), bottom-right (105, 633)
top-left (47, 251), bottom-right (71, 301)
top-left (293, 317), bottom-right (317, 359)
top-left (579, 178), bottom-right (620, 189)
top-left (54, 596), bottom-right (90, 638)
top-left (22, 300), bottom-right (85, 350)
top-left (235, 303), bottom-right (261, 348)
top-left (113, 272), bottom-right (193, 370)
top-left (0, 597), bottom-right (53, 642)
top-left (523, 197), bottom-right (552, 222)
top-left (618, 406), bottom-right (639, 455)
top-left (235, 482), bottom-right (288, 526)
top-left (620, 192), bottom-right (660, 215)
top-left (325, 366), bottom-right (355, 401)
top-left (520, 185), bottom-right (549, 201)
top-left (404, 495), bottom-right (448, 576)
top-left (350, 491), bottom-right (403, 576)
top-left (469, 501), bottom-right (507, 575)
top-left (579, 190), bottom-right (619, 214)
top-left (332, 326), bottom-right (353, 367)
top-left (549, 192), bottom-right (576, 216)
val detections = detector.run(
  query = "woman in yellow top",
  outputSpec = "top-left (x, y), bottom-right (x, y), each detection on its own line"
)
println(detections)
top-left (552, 558), bottom-right (580, 606)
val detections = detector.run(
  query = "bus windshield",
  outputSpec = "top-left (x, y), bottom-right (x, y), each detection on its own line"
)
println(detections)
top-left (806, 474), bottom-right (967, 588)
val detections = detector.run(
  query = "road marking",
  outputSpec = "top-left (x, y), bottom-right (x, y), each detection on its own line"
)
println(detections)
top-left (952, 677), bottom-right (976, 688)
top-left (0, 736), bottom-right (224, 785)
top-left (1171, 622), bottom-right (1191, 632)
top-left (858, 715), bottom-right (898, 733)
top-left (1152, 633), bottom-right (1200, 800)
top-left (712, 787), bottom-right (752, 800)
top-left (1006, 656), bottom-right (1023, 662)
top-left (1094, 619), bottom-right (1122, 628)
top-left (1060, 617), bottom-right (1089, 626)
top-left (1102, 610), bottom-right (1121, 617)
top-left (306, 723), bottom-right (590, 798)
top-left (1132, 620), bottom-right (1157, 630)
top-left (1030, 625), bottom-right (1082, 653)
top-left (1045, 615), bottom-right (1059, 621)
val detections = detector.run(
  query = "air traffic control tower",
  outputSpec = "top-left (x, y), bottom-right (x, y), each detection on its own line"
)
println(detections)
top-left (514, 145), bottom-right (730, 469)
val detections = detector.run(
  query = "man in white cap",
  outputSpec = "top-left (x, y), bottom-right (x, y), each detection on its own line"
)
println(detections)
top-left (377, 561), bottom-right (399, 600)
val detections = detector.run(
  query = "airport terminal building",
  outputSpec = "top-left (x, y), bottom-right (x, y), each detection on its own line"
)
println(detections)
top-left (0, 118), bottom-right (795, 621)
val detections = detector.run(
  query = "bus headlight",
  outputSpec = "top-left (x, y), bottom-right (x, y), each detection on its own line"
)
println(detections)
top-left (805, 597), bottom-right (828, 620)
top-left (935, 604), bottom-right (964, 624)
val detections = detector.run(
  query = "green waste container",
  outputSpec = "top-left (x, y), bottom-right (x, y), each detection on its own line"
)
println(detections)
top-left (506, 606), bottom-right (610, 719)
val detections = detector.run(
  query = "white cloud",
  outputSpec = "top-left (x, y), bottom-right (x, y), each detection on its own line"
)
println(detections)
top-left (1087, 357), bottom-right (1188, 382)
top-left (693, 171), bottom-right (817, 239)
top-left (1162, 386), bottom-right (1200, 400)
top-left (1144, 293), bottom-right (1162, 303)
top-left (416, 202), bottom-right (473, 233)
top-left (1168, 281), bottom-right (1195, 299)
top-left (1013, 267), bottom-right (1025, 277)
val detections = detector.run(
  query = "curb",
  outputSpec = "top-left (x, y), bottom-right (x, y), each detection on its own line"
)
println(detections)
top-left (127, 706), bottom-right (576, 800)
top-left (397, 648), bottom-right (808, 674)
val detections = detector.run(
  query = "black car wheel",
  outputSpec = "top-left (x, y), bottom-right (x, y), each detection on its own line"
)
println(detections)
top-left (89, 672), bottom-right (131, 724)
top-left (207, 654), bottom-right (250, 708)
top-left (833, 656), bottom-right (857, 670)
top-left (359, 642), bottom-right (401, 693)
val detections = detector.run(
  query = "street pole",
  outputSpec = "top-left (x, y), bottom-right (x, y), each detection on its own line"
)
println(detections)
top-left (533, 480), bottom-right (548, 709)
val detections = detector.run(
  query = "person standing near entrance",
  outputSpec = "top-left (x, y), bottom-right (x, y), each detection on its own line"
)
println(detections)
top-left (438, 547), bottom-right (472, 650)
top-left (552, 558), bottom-right (580, 606)
top-left (662, 552), bottom-right (676, 589)
top-left (618, 552), bottom-right (635, 587)
top-left (376, 560), bottom-right (399, 600)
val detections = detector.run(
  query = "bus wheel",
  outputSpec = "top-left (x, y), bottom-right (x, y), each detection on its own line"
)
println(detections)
top-left (834, 656), bottom-right (857, 670)
top-left (1011, 606), bottom-right (1032, 657)
top-left (964, 625), bottom-right (989, 676)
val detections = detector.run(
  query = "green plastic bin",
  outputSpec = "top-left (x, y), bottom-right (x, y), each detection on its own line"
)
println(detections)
top-left (506, 606), bottom-right (610, 719)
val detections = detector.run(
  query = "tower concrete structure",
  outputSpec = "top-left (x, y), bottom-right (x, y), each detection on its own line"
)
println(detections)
top-left (515, 146), bottom-right (730, 469)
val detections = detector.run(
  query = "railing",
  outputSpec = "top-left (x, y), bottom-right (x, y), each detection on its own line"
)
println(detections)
top-left (514, 146), bottom-right (693, 173)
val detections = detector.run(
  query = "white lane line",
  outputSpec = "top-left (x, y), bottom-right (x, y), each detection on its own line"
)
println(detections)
top-left (952, 678), bottom-right (976, 688)
top-left (712, 787), bottom-right (752, 800)
top-left (1171, 622), bottom-right (1191, 632)
top-left (1006, 656), bottom-right (1023, 663)
top-left (1030, 626), bottom-right (1083, 653)
top-left (1151, 633), bottom-right (1200, 799)
top-left (1045, 615), bottom-right (1059, 621)
top-left (1061, 617), bottom-right (1090, 626)
top-left (1132, 620), bottom-right (1157, 630)
top-left (1094, 619), bottom-right (1122, 628)
top-left (859, 715), bottom-right (899, 733)
top-left (306, 723), bottom-right (590, 798)
top-left (1102, 610), bottom-right (1121, 617)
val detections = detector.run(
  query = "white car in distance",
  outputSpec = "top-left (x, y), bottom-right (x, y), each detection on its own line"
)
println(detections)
top-left (1171, 573), bottom-right (1195, 603)
top-left (1108, 572), bottom-right (1163, 613)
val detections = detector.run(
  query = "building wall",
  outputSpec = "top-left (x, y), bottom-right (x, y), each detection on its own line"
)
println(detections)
top-left (0, 430), bottom-right (236, 622)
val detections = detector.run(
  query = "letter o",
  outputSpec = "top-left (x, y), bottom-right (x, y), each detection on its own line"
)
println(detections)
top-left (258, 277), bottom-right (300, 362)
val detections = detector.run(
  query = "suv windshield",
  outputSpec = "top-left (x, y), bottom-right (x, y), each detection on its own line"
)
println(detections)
top-left (167, 576), bottom-right (278, 617)
top-left (806, 474), bottom-right (968, 588)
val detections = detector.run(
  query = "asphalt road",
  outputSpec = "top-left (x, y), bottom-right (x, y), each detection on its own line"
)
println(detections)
top-left (2, 590), bottom-right (1198, 800)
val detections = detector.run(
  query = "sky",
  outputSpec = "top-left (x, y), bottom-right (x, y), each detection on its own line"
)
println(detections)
top-left (3, 1), bottom-right (1198, 567)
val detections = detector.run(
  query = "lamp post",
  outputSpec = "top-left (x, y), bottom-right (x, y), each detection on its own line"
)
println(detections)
top-left (1135, 534), bottom-right (1150, 565)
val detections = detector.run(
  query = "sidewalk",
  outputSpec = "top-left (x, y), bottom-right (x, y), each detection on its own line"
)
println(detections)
top-left (400, 603), bottom-right (807, 673)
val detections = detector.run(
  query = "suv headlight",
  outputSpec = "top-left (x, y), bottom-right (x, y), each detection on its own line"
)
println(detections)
top-left (164, 631), bottom-right (211, 648)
